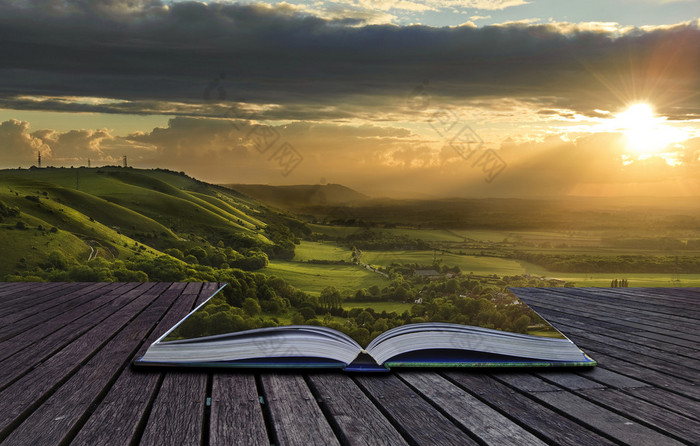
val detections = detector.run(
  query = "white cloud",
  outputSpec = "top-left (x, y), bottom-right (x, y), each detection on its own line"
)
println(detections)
top-left (0, 120), bottom-right (50, 165)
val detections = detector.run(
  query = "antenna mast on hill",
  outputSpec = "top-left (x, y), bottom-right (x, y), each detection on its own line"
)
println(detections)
top-left (37, 151), bottom-right (41, 168)
top-left (123, 155), bottom-right (128, 168)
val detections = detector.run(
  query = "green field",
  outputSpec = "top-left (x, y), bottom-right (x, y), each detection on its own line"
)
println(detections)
top-left (360, 250), bottom-right (549, 275)
top-left (264, 261), bottom-right (389, 296)
top-left (540, 273), bottom-right (700, 287)
top-left (293, 241), bottom-right (351, 262)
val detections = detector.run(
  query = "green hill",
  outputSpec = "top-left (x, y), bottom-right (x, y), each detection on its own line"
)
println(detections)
top-left (0, 167), bottom-right (308, 280)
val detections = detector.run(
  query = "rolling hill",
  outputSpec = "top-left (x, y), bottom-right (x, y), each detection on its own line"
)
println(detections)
top-left (0, 167), bottom-right (308, 279)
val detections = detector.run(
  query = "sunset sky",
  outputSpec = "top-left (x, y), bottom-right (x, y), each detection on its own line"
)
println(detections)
top-left (0, 0), bottom-right (699, 198)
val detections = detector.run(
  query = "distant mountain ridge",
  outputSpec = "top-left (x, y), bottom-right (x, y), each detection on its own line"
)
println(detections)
top-left (222, 183), bottom-right (369, 209)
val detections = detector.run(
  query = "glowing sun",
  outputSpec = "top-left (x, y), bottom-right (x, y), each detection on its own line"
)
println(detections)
top-left (614, 103), bottom-right (668, 155)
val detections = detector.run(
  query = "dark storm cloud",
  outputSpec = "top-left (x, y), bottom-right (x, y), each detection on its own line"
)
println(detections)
top-left (0, 0), bottom-right (698, 120)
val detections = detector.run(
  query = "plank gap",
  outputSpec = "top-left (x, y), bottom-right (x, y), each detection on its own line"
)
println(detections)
top-left (255, 374), bottom-right (280, 446)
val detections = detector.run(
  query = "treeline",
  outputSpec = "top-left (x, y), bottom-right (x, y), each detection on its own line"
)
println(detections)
top-left (604, 237), bottom-right (700, 250)
top-left (514, 252), bottom-right (700, 273)
top-left (6, 248), bottom-right (270, 282)
top-left (312, 228), bottom-right (430, 251)
top-left (163, 245), bottom-right (269, 271)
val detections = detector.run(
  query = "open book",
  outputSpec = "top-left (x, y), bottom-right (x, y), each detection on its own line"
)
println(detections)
top-left (135, 285), bottom-right (595, 371)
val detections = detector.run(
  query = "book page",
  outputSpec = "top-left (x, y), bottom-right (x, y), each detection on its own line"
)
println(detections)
top-left (162, 279), bottom-right (564, 348)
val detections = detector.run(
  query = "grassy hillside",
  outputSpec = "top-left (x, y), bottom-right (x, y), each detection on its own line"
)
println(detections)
top-left (0, 167), bottom-right (307, 280)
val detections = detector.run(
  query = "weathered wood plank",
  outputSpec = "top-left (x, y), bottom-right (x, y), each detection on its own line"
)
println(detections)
top-left (524, 300), bottom-right (700, 351)
top-left (307, 373), bottom-right (408, 446)
top-left (522, 308), bottom-right (698, 359)
top-left (0, 282), bottom-right (159, 439)
top-left (0, 282), bottom-right (67, 307)
top-left (622, 387), bottom-right (700, 422)
top-left (138, 284), bottom-right (213, 446)
top-left (512, 286), bottom-right (699, 320)
top-left (518, 291), bottom-right (700, 335)
top-left (139, 371), bottom-right (208, 446)
top-left (578, 288), bottom-right (697, 318)
top-left (535, 371), bottom-right (608, 391)
top-left (525, 297), bottom-right (697, 349)
top-left (209, 374), bottom-right (269, 446)
top-left (444, 372), bottom-right (616, 446)
top-left (564, 333), bottom-right (698, 382)
top-left (355, 374), bottom-right (478, 445)
top-left (0, 285), bottom-right (131, 389)
top-left (514, 287), bottom-right (700, 318)
top-left (573, 367), bottom-right (649, 389)
top-left (0, 284), bottom-right (119, 361)
top-left (0, 282), bottom-right (96, 313)
top-left (0, 282), bottom-right (131, 341)
top-left (495, 373), bottom-right (686, 446)
top-left (515, 290), bottom-right (700, 342)
top-left (575, 349), bottom-right (700, 400)
top-left (0, 282), bottom-right (177, 446)
top-left (0, 282), bottom-right (88, 321)
top-left (538, 369), bottom-right (700, 438)
top-left (534, 317), bottom-right (700, 376)
top-left (0, 282), bottom-right (31, 295)
top-left (577, 387), bottom-right (700, 443)
top-left (261, 373), bottom-right (340, 446)
top-left (579, 287), bottom-right (700, 313)
top-left (0, 284), bottom-right (696, 446)
top-left (70, 283), bottom-right (196, 446)
top-left (400, 372), bottom-right (547, 446)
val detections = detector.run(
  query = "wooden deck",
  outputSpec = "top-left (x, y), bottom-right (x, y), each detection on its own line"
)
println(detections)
top-left (0, 283), bottom-right (697, 445)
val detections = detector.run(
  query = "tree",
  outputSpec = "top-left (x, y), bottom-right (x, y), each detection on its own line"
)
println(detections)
top-left (350, 327), bottom-right (371, 346)
top-left (164, 248), bottom-right (184, 260)
top-left (512, 315), bottom-right (530, 334)
top-left (356, 310), bottom-right (374, 327)
top-left (242, 298), bottom-right (261, 316)
top-left (373, 318), bottom-right (389, 333)
top-left (187, 247), bottom-right (208, 263)
top-left (46, 251), bottom-right (69, 270)
top-left (299, 307), bottom-right (316, 321)
top-left (319, 286), bottom-right (342, 310)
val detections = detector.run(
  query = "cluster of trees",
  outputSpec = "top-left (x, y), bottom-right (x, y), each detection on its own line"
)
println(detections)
top-left (513, 252), bottom-right (700, 273)
top-left (346, 269), bottom-right (572, 306)
top-left (163, 245), bottom-right (269, 271)
top-left (327, 229), bottom-right (430, 251)
top-left (610, 279), bottom-right (629, 287)
top-left (409, 295), bottom-right (541, 334)
top-left (605, 237), bottom-right (700, 251)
